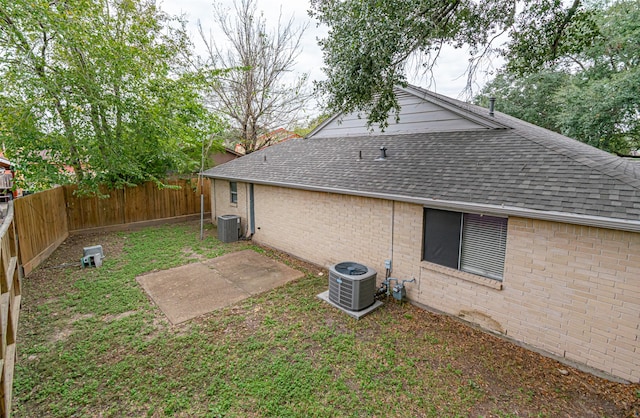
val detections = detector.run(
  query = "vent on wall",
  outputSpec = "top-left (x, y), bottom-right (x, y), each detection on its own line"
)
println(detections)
top-left (328, 262), bottom-right (377, 311)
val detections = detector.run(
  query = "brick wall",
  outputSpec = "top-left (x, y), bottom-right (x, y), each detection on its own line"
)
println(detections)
top-left (252, 185), bottom-right (393, 273)
top-left (210, 182), bottom-right (640, 382)
top-left (211, 179), bottom-right (249, 236)
top-left (406, 215), bottom-right (639, 383)
top-left (504, 219), bottom-right (639, 381)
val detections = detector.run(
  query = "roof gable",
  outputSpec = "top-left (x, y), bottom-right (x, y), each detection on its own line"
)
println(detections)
top-left (308, 85), bottom-right (508, 138)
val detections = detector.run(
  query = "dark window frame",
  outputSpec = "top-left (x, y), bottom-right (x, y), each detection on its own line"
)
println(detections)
top-left (230, 181), bottom-right (238, 204)
top-left (422, 208), bottom-right (507, 281)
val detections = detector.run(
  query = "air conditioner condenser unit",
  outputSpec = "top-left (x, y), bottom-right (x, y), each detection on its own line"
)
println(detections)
top-left (328, 262), bottom-right (377, 311)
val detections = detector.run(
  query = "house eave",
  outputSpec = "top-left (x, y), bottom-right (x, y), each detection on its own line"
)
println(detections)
top-left (205, 174), bottom-right (640, 233)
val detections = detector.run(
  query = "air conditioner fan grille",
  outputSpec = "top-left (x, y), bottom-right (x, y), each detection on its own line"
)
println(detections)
top-left (334, 262), bottom-right (368, 276)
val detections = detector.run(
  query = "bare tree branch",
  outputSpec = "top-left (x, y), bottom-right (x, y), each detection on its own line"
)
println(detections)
top-left (199, 0), bottom-right (312, 153)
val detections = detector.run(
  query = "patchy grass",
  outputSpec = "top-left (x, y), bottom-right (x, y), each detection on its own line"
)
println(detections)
top-left (14, 222), bottom-right (640, 417)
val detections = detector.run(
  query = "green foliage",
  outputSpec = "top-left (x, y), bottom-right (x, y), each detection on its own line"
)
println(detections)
top-left (310, 0), bottom-right (598, 128)
top-left (292, 112), bottom-right (332, 137)
top-left (504, 0), bottom-right (599, 75)
top-left (476, 0), bottom-right (640, 154)
top-left (474, 70), bottom-right (569, 133)
top-left (0, 0), bottom-right (224, 193)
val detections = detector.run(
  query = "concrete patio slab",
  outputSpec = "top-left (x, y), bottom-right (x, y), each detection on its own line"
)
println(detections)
top-left (137, 249), bottom-right (304, 324)
top-left (202, 250), bottom-right (302, 295)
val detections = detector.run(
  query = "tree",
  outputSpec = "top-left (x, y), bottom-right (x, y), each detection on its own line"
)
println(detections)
top-left (310, 0), bottom-right (599, 129)
top-left (200, 0), bottom-right (312, 154)
top-left (476, 0), bottom-right (640, 154)
top-left (0, 0), bottom-right (222, 193)
top-left (292, 112), bottom-right (331, 138)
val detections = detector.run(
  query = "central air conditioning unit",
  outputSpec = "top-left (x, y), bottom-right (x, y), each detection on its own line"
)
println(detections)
top-left (328, 262), bottom-right (377, 311)
top-left (217, 215), bottom-right (241, 243)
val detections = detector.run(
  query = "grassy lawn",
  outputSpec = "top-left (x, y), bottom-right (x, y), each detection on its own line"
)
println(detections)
top-left (14, 222), bottom-right (639, 417)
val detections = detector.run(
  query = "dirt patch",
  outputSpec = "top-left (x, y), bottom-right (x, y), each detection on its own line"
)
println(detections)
top-left (25, 231), bottom-right (126, 306)
top-left (181, 247), bottom-right (207, 261)
top-left (51, 327), bottom-right (73, 343)
top-left (102, 310), bottom-right (137, 323)
top-left (48, 313), bottom-right (95, 343)
top-left (71, 313), bottom-right (95, 323)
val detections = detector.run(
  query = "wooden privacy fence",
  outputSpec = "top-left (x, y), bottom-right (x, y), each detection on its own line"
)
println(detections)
top-left (14, 187), bottom-right (68, 276)
top-left (15, 177), bottom-right (211, 276)
top-left (0, 204), bottom-right (22, 417)
top-left (65, 178), bottom-right (210, 232)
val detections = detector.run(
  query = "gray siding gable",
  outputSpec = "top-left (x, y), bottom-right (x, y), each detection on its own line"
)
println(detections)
top-left (308, 87), bottom-right (507, 138)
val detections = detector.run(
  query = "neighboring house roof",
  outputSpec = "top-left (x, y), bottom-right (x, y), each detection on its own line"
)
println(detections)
top-left (225, 146), bottom-right (244, 157)
top-left (0, 154), bottom-right (10, 168)
top-left (233, 128), bottom-right (302, 156)
top-left (204, 85), bottom-right (640, 232)
top-left (259, 127), bottom-right (302, 144)
top-left (37, 150), bottom-right (76, 173)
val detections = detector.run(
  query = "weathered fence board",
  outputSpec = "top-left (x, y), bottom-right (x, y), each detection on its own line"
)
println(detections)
top-left (65, 178), bottom-right (210, 232)
top-left (0, 204), bottom-right (22, 417)
top-left (64, 186), bottom-right (125, 231)
top-left (14, 187), bottom-right (68, 276)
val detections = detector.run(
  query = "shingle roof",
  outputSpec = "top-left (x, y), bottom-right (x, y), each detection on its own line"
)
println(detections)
top-left (204, 86), bottom-right (640, 231)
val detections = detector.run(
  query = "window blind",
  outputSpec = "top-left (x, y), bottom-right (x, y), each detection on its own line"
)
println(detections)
top-left (460, 213), bottom-right (507, 281)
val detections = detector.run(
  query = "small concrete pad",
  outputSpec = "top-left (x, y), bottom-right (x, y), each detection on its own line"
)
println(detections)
top-left (201, 250), bottom-right (302, 295)
top-left (137, 250), bottom-right (304, 324)
top-left (317, 290), bottom-right (383, 319)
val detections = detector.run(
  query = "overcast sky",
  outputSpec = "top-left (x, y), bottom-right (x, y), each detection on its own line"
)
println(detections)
top-left (160, 0), bottom-right (501, 105)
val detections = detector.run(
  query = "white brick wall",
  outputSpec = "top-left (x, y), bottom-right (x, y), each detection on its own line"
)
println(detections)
top-left (210, 182), bottom-right (640, 382)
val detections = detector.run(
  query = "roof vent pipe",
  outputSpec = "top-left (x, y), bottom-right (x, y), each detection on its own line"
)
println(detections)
top-left (489, 97), bottom-right (496, 117)
top-left (379, 146), bottom-right (387, 160)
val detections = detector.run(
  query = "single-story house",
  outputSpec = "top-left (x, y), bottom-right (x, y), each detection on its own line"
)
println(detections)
top-left (203, 85), bottom-right (640, 383)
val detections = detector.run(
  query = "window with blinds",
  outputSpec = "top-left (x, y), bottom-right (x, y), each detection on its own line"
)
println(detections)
top-left (460, 213), bottom-right (507, 280)
top-left (423, 209), bottom-right (507, 281)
